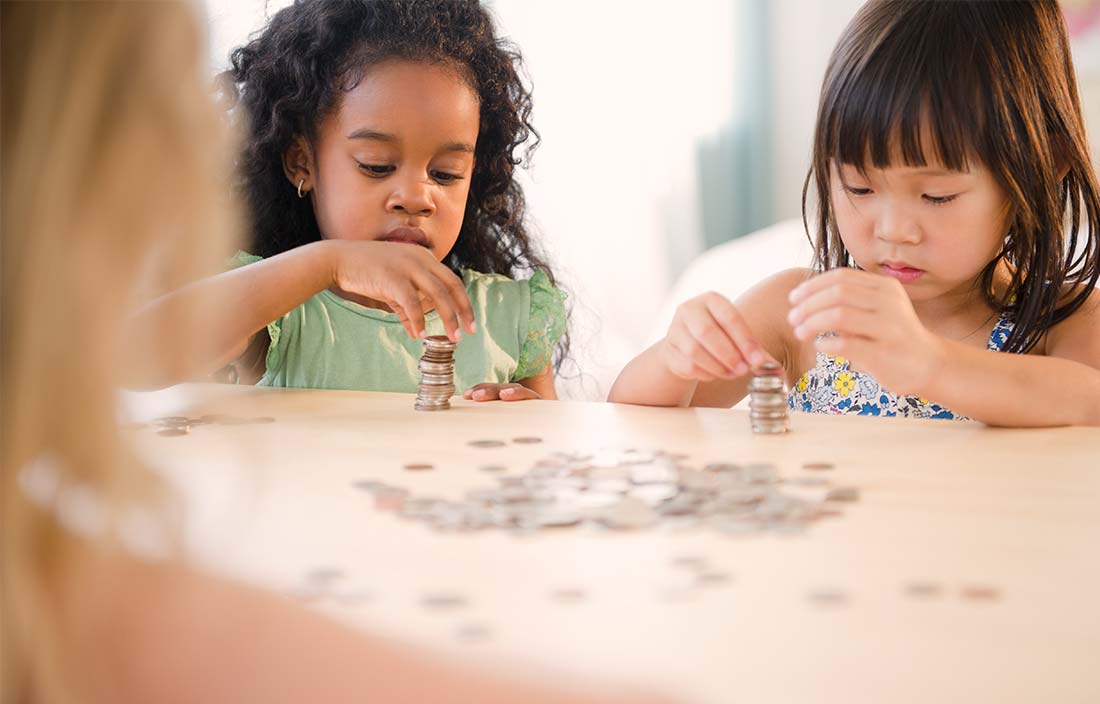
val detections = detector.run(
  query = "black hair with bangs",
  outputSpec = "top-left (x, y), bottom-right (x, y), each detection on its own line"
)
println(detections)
top-left (802, 0), bottom-right (1100, 353)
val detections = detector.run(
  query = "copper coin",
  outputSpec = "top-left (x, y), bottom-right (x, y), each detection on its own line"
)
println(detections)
top-left (802, 462), bottom-right (835, 471)
top-left (961, 585), bottom-right (1001, 602)
top-left (512, 436), bottom-right (543, 445)
top-left (403, 463), bottom-right (435, 471)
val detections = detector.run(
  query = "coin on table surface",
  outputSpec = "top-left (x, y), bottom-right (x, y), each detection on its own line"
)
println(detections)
top-left (825, 486), bottom-right (860, 502)
top-left (156, 427), bottom-right (190, 437)
top-left (961, 585), bottom-right (1001, 602)
top-left (403, 463), bottom-right (435, 471)
top-left (903, 581), bottom-right (943, 599)
top-left (468, 439), bottom-right (506, 449)
top-left (455, 624), bottom-right (492, 642)
top-left (807, 588), bottom-right (849, 606)
top-left (421, 593), bottom-right (469, 610)
top-left (802, 462), bottom-right (835, 471)
top-left (550, 588), bottom-right (587, 603)
top-left (512, 436), bottom-right (543, 445)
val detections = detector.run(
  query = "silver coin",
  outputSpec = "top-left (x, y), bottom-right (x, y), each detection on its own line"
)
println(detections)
top-left (468, 439), bottom-right (507, 448)
top-left (421, 593), bottom-right (468, 610)
top-left (825, 486), bottom-right (860, 502)
top-left (807, 588), bottom-right (849, 606)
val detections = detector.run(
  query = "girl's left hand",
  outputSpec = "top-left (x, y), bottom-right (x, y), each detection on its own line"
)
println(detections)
top-left (463, 382), bottom-right (542, 402)
top-left (787, 268), bottom-right (946, 395)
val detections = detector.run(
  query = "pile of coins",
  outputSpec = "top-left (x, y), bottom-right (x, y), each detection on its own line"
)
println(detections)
top-left (748, 363), bottom-right (790, 434)
top-left (414, 335), bottom-right (457, 411)
top-left (357, 448), bottom-right (856, 535)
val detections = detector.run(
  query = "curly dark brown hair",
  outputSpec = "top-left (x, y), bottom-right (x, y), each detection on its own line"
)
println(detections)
top-left (222, 0), bottom-right (570, 369)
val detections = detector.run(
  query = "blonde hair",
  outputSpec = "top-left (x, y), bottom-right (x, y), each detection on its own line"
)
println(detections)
top-left (1, 2), bottom-right (239, 701)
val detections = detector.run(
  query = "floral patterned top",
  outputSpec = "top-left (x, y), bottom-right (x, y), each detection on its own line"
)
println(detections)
top-left (786, 315), bottom-right (1015, 420)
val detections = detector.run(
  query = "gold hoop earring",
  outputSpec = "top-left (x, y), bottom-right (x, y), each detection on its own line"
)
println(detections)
top-left (297, 178), bottom-right (307, 198)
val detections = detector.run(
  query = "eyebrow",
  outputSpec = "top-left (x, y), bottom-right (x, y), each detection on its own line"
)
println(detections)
top-left (346, 128), bottom-right (475, 154)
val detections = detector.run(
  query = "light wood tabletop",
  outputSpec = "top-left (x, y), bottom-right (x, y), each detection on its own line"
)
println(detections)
top-left (130, 383), bottom-right (1100, 704)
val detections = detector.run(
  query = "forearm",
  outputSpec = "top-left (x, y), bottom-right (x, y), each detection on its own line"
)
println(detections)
top-left (124, 241), bottom-right (336, 388)
top-left (922, 340), bottom-right (1100, 427)
top-left (608, 342), bottom-right (697, 407)
top-left (71, 554), bottom-right (656, 704)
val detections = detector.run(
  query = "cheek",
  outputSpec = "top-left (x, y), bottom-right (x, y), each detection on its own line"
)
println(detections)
top-left (830, 193), bottom-right (874, 251)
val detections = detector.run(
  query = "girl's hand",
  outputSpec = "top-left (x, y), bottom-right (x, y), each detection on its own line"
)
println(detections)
top-left (787, 268), bottom-right (946, 394)
top-left (657, 292), bottom-right (776, 381)
top-left (463, 382), bottom-right (542, 402)
top-left (328, 240), bottom-right (477, 341)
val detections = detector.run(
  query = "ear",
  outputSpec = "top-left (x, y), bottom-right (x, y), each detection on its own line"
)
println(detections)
top-left (282, 136), bottom-right (315, 195)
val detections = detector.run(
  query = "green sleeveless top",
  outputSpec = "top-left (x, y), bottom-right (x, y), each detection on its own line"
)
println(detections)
top-left (233, 252), bottom-right (566, 393)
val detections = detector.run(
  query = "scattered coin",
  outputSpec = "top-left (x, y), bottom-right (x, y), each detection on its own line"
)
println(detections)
top-left (251, 416), bottom-right (276, 424)
top-left (671, 556), bottom-right (709, 571)
top-left (306, 567), bottom-right (345, 584)
top-left (421, 593), bottom-right (469, 610)
top-left (403, 463), bottom-right (435, 471)
top-left (550, 588), bottom-right (587, 603)
top-left (825, 486), bottom-right (860, 502)
top-left (904, 581), bottom-right (943, 599)
top-left (479, 465), bottom-right (508, 472)
top-left (156, 428), bottom-right (190, 437)
top-left (802, 462), bottom-right (835, 471)
top-left (512, 436), bottom-right (543, 445)
top-left (696, 571), bottom-right (733, 587)
top-left (455, 624), bottom-right (492, 642)
top-left (468, 439), bottom-right (507, 449)
top-left (961, 585), bottom-right (1001, 602)
top-left (807, 588), bottom-right (850, 606)
top-left (789, 476), bottom-right (830, 487)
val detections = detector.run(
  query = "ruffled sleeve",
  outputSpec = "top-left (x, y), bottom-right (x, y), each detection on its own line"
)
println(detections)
top-left (229, 250), bottom-right (263, 268)
top-left (226, 251), bottom-right (283, 373)
top-left (512, 270), bottom-right (567, 381)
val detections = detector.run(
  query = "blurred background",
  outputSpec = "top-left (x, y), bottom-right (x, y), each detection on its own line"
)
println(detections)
top-left (203, 0), bottom-right (1100, 400)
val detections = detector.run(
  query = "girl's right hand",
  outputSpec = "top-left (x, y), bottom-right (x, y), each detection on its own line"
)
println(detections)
top-left (327, 240), bottom-right (477, 341)
top-left (658, 292), bottom-right (775, 381)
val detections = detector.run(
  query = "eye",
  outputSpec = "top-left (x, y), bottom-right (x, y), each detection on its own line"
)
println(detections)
top-left (431, 171), bottom-right (462, 184)
top-left (356, 162), bottom-right (394, 177)
top-left (923, 193), bottom-right (959, 205)
top-left (842, 184), bottom-right (872, 196)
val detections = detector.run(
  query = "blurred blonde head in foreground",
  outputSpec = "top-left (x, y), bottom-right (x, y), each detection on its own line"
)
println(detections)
top-left (1, 1), bottom-right (238, 700)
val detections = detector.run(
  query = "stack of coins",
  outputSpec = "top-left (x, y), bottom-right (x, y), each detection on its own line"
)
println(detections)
top-left (414, 335), bottom-right (457, 411)
top-left (748, 362), bottom-right (790, 434)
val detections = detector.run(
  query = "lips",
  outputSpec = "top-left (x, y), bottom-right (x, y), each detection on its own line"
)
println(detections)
top-left (379, 226), bottom-right (430, 248)
top-left (880, 261), bottom-right (925, 284)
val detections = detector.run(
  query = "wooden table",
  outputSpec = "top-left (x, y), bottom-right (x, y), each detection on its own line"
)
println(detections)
top-left (131, 384), bottom-right (1100, 704)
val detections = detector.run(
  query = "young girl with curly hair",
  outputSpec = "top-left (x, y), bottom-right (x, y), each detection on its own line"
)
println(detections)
top-left (141, 0), bottom-right (567, 402)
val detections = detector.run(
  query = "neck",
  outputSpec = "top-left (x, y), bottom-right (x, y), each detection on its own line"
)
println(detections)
top-left (910, 279), bottom-right (999, 343)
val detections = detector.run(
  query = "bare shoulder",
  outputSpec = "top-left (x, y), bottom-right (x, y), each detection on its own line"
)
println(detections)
top-left (733, 268), bottom-right (814, 353)
top-left (1045, 284), bottom-right (1100, 365)
top-left (734, 267), bottom-right (814, 307)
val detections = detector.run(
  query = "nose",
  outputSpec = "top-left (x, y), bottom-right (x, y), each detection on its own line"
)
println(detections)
top-left (874, 200), bottom-right (921, 245)
top-left (386, 175), bottom-right (435, 217)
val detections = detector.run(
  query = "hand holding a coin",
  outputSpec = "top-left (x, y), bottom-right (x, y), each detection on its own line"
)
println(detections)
top-left (787, 268), bottom-right (944, 395)
top-left (657, 292), bottom-right (776, 381)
